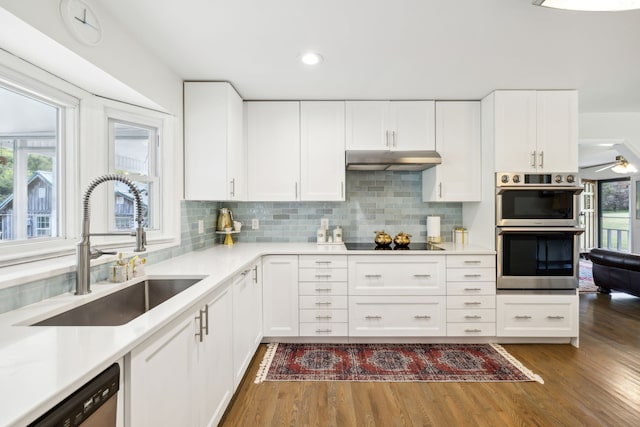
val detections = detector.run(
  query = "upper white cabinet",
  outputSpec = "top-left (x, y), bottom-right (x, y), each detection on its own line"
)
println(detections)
top-left (345, 101), bottom-right (435, 151)
top-left (423, 101), bottom-right (481, 202)
top-left (184, 82), bottom-right (245, 200)
top-left (246, 101), bottom-right (300, 201)
top-left (493, 90), bottom-right (578, 172)
top-left (300, 101), bottom-right (346, 201)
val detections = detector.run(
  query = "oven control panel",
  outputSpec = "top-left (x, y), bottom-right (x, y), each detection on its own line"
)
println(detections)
top-left (497, 172), bottom-right (578, 187)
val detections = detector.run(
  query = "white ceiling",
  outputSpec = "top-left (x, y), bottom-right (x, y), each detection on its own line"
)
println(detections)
top-left (98, 0), bottom-right (640, 112)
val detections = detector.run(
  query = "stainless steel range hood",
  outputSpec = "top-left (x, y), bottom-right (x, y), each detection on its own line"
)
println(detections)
top-left (346, 150), bottom-right (442, 171)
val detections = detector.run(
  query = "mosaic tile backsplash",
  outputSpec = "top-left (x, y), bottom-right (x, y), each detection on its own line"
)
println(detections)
top-left (0, 171), bottom-right (461, 313)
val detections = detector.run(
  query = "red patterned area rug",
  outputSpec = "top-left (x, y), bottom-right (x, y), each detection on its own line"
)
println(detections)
top-left (255, 343), bottom-right (543, 384)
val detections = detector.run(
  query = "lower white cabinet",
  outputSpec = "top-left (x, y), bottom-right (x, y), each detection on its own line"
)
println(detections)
top-left (127, 285), bottom-right (233, 427)
top-left (232, 261), bottom-right (263, 389)
top-left (497, 294), bottom-right (578, 337)
top-left (262, 255), bottom-right (299, 336)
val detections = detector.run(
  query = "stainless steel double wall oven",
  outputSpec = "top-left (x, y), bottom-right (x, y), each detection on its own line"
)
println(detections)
top-left (496, 172), bottom-right (584, 290)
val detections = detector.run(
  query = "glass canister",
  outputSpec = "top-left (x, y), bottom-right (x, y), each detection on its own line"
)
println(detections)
top-left (453, 227), bottom-right (469, 246)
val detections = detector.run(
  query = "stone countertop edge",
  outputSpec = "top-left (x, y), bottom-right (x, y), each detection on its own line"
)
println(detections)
top-left (0, 242), bottom-right (495, 427)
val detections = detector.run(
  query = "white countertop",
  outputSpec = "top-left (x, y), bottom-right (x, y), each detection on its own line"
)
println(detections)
top-left (0, 242), bottom-right (494, 427)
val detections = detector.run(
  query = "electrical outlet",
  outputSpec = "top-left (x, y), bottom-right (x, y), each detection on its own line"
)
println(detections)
top-left (321, 218), bottom-right (329, 230)
top-left (198, 219), bottom-right (204, 234)
top-left (252, 218), bottom-right (259, 230)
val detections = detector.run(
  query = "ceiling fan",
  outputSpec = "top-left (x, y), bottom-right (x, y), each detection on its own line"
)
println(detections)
top-left (595, 155), bottom-right (638, 174)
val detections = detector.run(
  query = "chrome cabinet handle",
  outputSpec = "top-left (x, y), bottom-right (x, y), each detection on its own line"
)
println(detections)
top-left (464, 260), bottom-right (481, 264)
top-left (515, 315), bottom-right (532, 319)
top-left (315, 288), bottom-right (332, 292)
top-left (253, 265), bottom-right (258, 283)
top-left (316, 329), bottom-right (332, 333)
top-left (464, 287), bottom-right (482, 291)
top-left (465, 315), bottom-right (482, 319)
top-left (195, 305), bottom-right (208, 342)
top-left (315, 274), bottom-right (331, 278)
top-left (295, 182), bottom-right (298, 199)
top-left (465, 328), bottom-right (482, 333)
top-left (539, 151), bottom-right (544, 168)
top-left (203, 304), bottom-right (209, 336)
top-left (315, 315), bottom-right (332, 320)
top-left (365, 274), bottom-right (382, 278)
top-left (315, 302), bottom-right (332, 306)
top-left (341, 181), bottom-right (344, 199)
top-left (547, 315), bottom-right (565, 320)
top-left (464, 274), bottom-right (482, 278)
top-left (230, 178), bottom-right (235, 197)
top-left (392, 130), bottom-right (397, 147)
top-left (464, 302), bottom-right (482, 306)
top-left (385, 130), bottom-right (390, 147)
top-left (414, 274), bottom-right (431, 278)
top-left (365, 315), bottom-right (382, 319)
top-left (439, 182), bottom-right (442, 199)
top-left (531, 151), bottom-right (536, 167)
top-left (414, 315), bottom-right (431, 319)
top-left (315, 261), bottom-right (332, 264)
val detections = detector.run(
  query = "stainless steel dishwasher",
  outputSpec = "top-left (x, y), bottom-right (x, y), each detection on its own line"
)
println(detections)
top-left (28, 363), bottom-right (120, 427)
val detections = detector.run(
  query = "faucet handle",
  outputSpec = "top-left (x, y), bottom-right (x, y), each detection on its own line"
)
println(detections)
top-left (90, 248), bottom-right (117, 259)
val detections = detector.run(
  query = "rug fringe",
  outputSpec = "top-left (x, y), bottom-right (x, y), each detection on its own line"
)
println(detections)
top-left (254, 342), bottom-right (279, 384)
top-left (490, 343), bottom-right (544, 384)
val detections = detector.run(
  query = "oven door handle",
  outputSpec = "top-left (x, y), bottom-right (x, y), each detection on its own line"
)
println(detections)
top-left (496, 186), bottom-right (583, 195)
top-left (497, 227), bottom-right (585, 234)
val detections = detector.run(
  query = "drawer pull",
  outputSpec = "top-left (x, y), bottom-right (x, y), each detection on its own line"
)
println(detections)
top-left (315, 288), bottom-right (332, 292)
top-left (315, 274), bottom-right (332, 278)
top-left (414, 274), bottom-right (431, 278)
top-left (315, 329), bottom-right (332, 333)
top-left (465, 328), bottom-right (482, 333)
top-left (547, 315), bottom-right (565, 320)
top-left (464, 302), bottom-right (482, 306)
top-left (365, 315), bottom-right (382, 319)
top-left (464, 287), bottom-right (482, 291)
top-left (315, 302), bottom-right (332, 306)
top-left (315, 315), bottom-right (333, 320)
top-left (464, 315), bottom-right (482, 319)
top-left (414, 315), bottom-right (431, 319)
top-left (515, 315), bottom-right (532, 319)
top-left (464, 274), bottom-right (482, 278)
top-left (365, 274), bottom-right (382, 278)
top-left (464, 260), bottom-right (482, 264)
top-left (315, 261), bottom-right (332, 264)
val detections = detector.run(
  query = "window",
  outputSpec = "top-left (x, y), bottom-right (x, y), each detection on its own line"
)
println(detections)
top-left (108, 117), bottom-right (160, 232)
top-left (0, 82), bottom-right (63, 242)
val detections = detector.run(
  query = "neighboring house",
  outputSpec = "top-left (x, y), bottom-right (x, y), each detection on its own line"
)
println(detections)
top-left (114, 188), bottom-right (149, 229)
top-left (0, 170), bottom-right (53, 240)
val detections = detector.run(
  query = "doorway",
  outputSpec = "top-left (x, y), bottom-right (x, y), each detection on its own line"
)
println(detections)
top-left (597, 178), bottom-right (630, 252)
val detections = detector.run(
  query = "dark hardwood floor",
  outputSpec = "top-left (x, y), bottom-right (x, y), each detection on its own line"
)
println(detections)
top-left (221, 292), bottom-right (640, 426)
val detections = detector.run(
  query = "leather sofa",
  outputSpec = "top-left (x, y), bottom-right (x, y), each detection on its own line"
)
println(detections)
top-left (588, 248), bottom-right (640, 297)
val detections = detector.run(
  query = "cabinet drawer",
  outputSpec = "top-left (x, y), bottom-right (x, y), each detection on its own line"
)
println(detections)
top-left (447, 309), bottom-right (496, 323)
top-left (446, 255), bottom-right (495, 268)
top-left (447, 322), bottom-right (496, 337)
top-left (349, 296), bottom-right (446, 337)
top-left (497, 295), bottom-right (578, 337)
top-left (299, 282), bottom-right (347, 296)
top-left (348, 256), bottom-right (446, 295)
top-left (299, 295), bottom-right (348, 309)
top-left (446, 268), bottom-right (495, 282)
top-left (299, 309), bottom-right (349, 323)
top-left (447, 295), bottom-right (496, 309)
top-left (299, 268), bottom-right (348, 282)
top-left (299, 255), bottom-right (348, 269)
top-left (447, 282), bottom-right (496, 296)
top-left (299, 323), bottom-right (349, 337)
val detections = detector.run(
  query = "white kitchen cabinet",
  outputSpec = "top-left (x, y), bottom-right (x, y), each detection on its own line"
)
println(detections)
top-left (497, 293), bottom-right (578, 338)
top-left (128, 285), bottom-right (233, 427)
top-left (300, 101), bottom-right (346, 201)
top-left (262, 255), bottom-right (299, 336)
top-left (345, 101), bottom-right (435, 151)
top-left (184, 81), bottom-right (245, 200)
top-left (246, 101), bottom-right (300, 201)
top-left (232, 261), bottom-right (263, 389)
top-left (493, 90), bottom-right (578, 172)
top-left (422, 101), bottom-right (481, 202)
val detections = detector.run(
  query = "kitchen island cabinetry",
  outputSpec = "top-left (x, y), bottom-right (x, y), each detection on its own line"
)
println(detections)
top-left (298, 255), bottom-right (348, 337)
top-left (184, 81), bottom-right (245, 201)
top-left (127, 284), bottom-right (233, 427)
top-left (423, 101), bottom-right (481, 202)
top-left (346, 101), bottom-right (435, 151)
top-left (262, 255), bottom-right (299, 337)
top-left (493, 90), bottom-right (578, 172)
top-left (232, 261), bottom-right (263, 389)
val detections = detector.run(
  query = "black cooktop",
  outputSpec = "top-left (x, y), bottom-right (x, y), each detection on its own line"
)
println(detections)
top-left (344, 242), bottom-right (444, 251)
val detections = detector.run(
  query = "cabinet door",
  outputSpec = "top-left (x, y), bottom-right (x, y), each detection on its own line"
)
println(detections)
top-left (389, 101), bottom-right (435, 151)
top-left (128, 315), bottom-right (195, 427)
top-left (345, 101), bottom-right (389, 150)
top-left (184, 82), bottom-right (240, 200)
top-left (246, 101), bottom-right (300, 200)
top-left (262, 255), bottom-right (299, 336)
top-left (200, 286), bottom-right (233, 427)
top-left (423, 101), bottom-right (481, 202)
top-left (536, 91), bottom-right (578, 172)
top-left (494, 91), bottom-right (537, 172)
top-left (300, 101), bottom-right (346, 201)
top-left (227, 87), bottom-right (246, 200)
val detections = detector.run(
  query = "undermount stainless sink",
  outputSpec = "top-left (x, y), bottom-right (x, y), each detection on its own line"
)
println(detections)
top-left (33, 277), bottom-right (204, 326)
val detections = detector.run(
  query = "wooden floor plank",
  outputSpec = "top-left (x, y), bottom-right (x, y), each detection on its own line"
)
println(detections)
top-left (220, 292), bottom-right (640, 426)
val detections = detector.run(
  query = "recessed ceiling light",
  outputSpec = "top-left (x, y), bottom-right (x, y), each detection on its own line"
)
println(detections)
top-left (533, 0), bottom-right (640, 11)
top-left (301, 52), bottom-right (323, 66)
